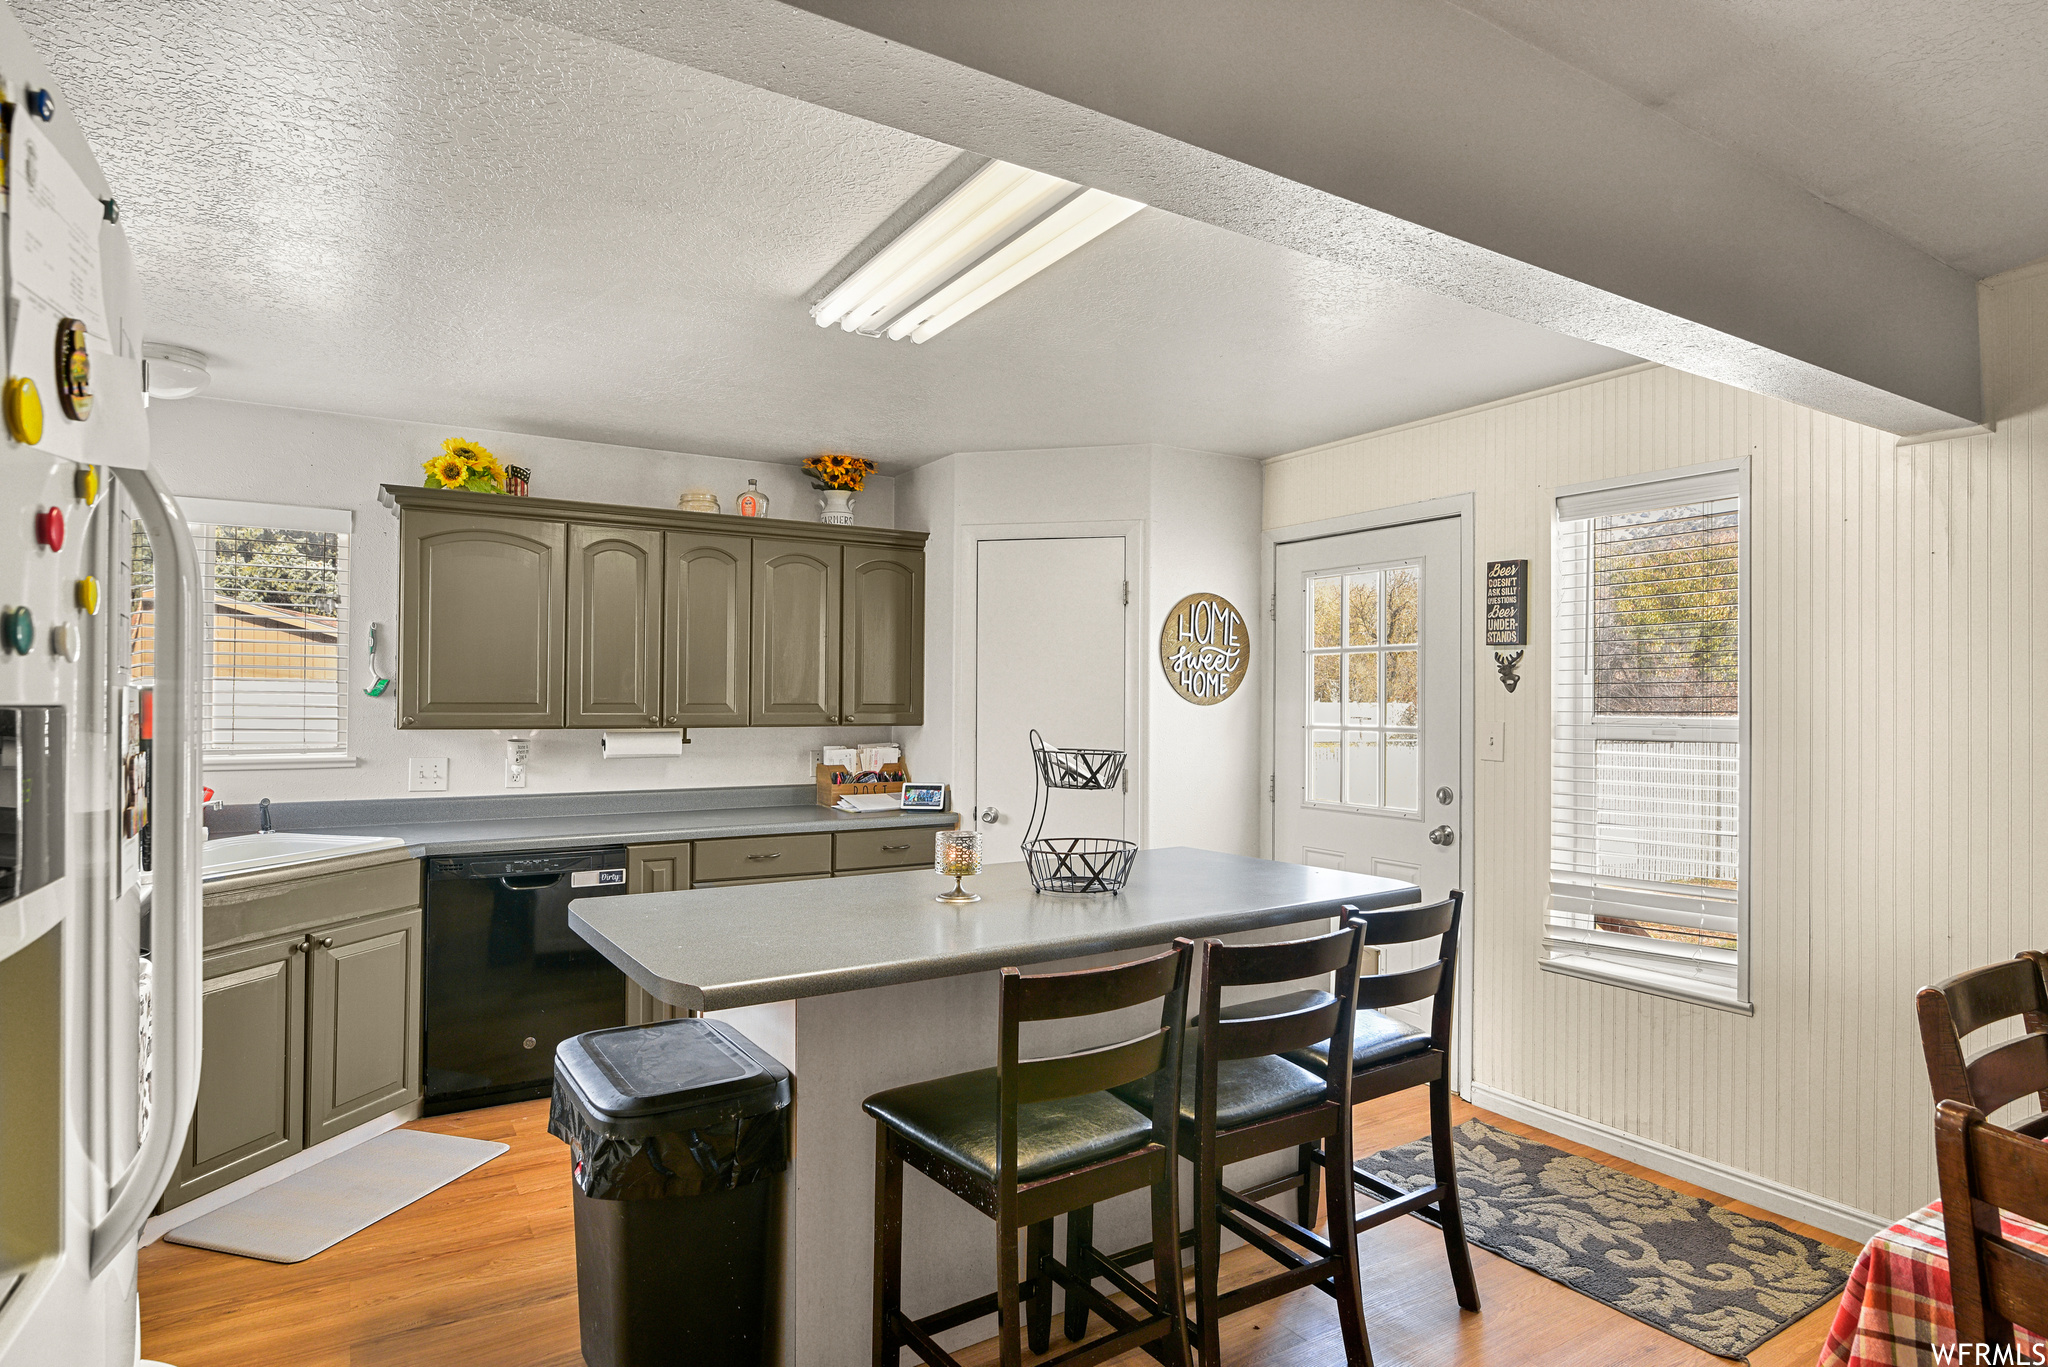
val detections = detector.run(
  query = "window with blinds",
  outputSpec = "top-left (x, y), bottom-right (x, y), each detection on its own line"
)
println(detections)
top-left (1546, 465), bottom-right (1746, 1008)
top-left (129, 499), bottom-right (352, 766)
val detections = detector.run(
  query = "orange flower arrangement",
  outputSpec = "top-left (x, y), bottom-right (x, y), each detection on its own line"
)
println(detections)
top-left (802, 452), bottom-right (877, 492)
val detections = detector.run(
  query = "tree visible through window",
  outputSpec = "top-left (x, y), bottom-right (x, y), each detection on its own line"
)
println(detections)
top-left (129, 506), bottom-right (350, 761)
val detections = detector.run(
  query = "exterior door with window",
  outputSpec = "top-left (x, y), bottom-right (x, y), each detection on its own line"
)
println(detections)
top-left (1275, 518), bottom-right (1463, 1027)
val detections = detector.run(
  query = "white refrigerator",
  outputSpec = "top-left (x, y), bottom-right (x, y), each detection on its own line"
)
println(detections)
top-left (0, 3), bottom-right (204, 1363)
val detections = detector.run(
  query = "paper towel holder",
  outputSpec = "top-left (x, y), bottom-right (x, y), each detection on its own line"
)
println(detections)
top-left (599, 729), bottom-right (691, 759)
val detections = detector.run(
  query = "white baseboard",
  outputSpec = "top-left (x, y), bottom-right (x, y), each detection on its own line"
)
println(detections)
top-left (140, 1101), bottom-right (423, 1247)
top-left (1462, 1082), bottom-right (1886, 1245)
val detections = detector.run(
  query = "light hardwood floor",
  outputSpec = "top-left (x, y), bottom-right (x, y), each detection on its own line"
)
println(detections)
top-left (138, 1093), bottom-right (1855, 1366)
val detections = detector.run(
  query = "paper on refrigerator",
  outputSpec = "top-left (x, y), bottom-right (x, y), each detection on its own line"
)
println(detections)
top-left (9, 119), bottom-right (107, 337)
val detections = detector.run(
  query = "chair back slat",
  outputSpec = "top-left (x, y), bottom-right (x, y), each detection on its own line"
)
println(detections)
top-left (1356, 961), bottom-right (1444, 1013)
top-left (1015, 1027), bottom-right (1173, 1106)
top-left (1008, 946), bottom-right (1188, 1023)
top-left (1920, 954), bottom-right (2048, 1129)
top-left (1211, 996), bottom-right (1341, 1063)
top-left (1938, 1100), bottom-right (2048, 1346)
top-left (1206, 926), bottom-right (1357, 988)
top-left (1967, 1035), bottom-right (2048, 1118)
top-left (1938, 958), bottom-right (2048, 1039)
top-left (1350, 898), bottom-right (1455, 946)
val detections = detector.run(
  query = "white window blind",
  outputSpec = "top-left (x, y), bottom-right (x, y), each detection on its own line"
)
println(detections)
top-left (130, 499), bottom-right (351, 765)
top-left (1547, 466), bottom-right (1746, 1007)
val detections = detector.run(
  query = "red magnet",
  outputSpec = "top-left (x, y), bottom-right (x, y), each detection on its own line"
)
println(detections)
top-left (36, 505), bottom-right (64, 551)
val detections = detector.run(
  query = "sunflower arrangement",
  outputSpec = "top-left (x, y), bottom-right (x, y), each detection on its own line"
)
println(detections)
top-left (422, 437), bottom-right (506, 493)
top-left (802, 452), bottom-right (878, 492)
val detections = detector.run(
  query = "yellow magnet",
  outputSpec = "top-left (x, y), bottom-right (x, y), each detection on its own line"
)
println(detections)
top-left (75, 464), bottom-right (100, 503)
top-left (5, 376), bottom-right (44, 445)
top-left (76, 575), bottom-right (100, 615)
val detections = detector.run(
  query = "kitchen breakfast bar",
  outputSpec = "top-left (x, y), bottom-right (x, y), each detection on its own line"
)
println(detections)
top-left (568, 846), bottom-right (1419, 1367)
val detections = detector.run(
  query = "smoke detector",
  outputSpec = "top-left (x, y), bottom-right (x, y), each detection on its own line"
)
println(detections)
top-left (142, 343), bottom-right (210, 400)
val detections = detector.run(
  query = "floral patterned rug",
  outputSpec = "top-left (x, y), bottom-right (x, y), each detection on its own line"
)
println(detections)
top-left (1359, 1119), bottom-right (1853, 1359)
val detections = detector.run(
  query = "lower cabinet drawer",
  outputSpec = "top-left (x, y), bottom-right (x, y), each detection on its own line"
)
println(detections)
top-left (693, 833), bottom-right (831, 883)
top-left (834, 827), bottom-right (939, 872)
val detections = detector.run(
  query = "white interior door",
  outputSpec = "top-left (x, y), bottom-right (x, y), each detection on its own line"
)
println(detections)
top-left (974, 537), bottom-right (1127, 863)
top-left (1274, 518), bottom-right (1463, 1027)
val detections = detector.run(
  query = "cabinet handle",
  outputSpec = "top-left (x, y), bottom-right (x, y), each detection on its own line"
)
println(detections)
top-left (289, 940), bottom-right (306, 954)
top-left (746, 852), bottom-right (782, 862)
top-left (882, 844), bottom-right (911, 852)
top-left (315, 936), bottom-right (334, 949)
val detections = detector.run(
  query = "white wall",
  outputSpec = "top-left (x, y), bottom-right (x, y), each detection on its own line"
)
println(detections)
top-left (1262, 257), bottom-right (2048, 1230)
top-left (897, 444), bottom-right (1262, 855)
top-left (147, 398), bottom-right (898, 804)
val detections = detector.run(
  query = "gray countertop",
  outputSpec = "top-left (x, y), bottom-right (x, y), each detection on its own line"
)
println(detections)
top-left (570, 846), bottom-right (1420, 1011)
top-left (293, 802), bottom-right (956, 858)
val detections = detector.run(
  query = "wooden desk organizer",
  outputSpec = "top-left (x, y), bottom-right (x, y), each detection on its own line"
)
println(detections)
top-left (816, 763), bottom-right (910, 807)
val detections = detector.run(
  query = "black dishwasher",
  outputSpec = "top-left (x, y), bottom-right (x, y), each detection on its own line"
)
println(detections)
top-left (424, 847), bottom-right (631, 1114)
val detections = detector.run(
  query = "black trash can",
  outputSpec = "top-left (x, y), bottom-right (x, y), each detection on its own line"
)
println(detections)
top-left (549, 1018), bottom-right (793, 1367)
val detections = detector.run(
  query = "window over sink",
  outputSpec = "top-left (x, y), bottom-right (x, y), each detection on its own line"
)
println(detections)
top-left (130, 498), bottom-right (353, 769)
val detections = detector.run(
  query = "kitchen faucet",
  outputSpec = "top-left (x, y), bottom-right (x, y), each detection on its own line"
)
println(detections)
top-left (259, 797), bottom-right (273, 834)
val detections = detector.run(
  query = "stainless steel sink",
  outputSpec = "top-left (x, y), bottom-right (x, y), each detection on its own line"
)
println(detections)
top-left (196, 831), bottom-right (408, 880)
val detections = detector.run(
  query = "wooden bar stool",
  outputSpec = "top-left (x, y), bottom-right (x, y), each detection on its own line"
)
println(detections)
top-left (864, 942), bottom-right (1196, 1367)
top-left (1240, 892), bottom-right (1480, 1314)
top-left (1075, 923), bottom-right (1371, 1364)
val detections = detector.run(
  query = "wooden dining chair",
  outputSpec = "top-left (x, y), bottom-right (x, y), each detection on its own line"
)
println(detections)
top-left (1935, 1099), bottom-right (2048, 1347)
top-left (865, 941), bottom-right (1195, 1367)
top-left (1917, 951), bottom-right (2048, 1137)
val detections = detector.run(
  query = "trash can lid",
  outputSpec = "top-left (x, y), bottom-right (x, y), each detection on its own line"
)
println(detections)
top-left (555, 1018), bottom-right (791, 1130)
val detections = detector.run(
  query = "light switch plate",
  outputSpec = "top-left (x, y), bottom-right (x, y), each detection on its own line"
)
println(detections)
top-left (1479, 722), bottom-right (1505, 763)
top-left (408, 757), bottom-right (448, 791)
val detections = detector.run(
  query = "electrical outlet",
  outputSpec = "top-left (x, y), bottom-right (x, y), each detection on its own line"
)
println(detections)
top-left (1480, 722), bottom-right (1505, 763)
top-left (408, 757), bottom-right (448, 791)
top-left (505, 738), bottom-right (530, 789)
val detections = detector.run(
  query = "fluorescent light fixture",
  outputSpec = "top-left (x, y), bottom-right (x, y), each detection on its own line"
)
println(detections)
top-left (811, 160), bottom-right (1143, 343)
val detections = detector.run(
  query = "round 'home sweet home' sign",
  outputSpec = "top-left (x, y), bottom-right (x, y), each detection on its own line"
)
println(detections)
top-left (1159, 593), bottom-right (1249, 705)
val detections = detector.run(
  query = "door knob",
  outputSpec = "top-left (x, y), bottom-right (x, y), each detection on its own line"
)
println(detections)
top-left (979, 807), bottom-right (999, 824)
top-left (1428, 826), bottom-right (1455, 847)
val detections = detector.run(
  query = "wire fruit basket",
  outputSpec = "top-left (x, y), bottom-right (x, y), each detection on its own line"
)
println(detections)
top-left (1022, 730), bottom-right (1137, 894)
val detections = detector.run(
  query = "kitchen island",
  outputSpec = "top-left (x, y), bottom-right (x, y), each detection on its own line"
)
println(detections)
top-left (569, 846), bottom-right (1418, 1367)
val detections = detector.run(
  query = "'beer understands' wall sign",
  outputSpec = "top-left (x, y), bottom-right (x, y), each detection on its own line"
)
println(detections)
top-left (1160, 593), bottom-right (1249, 705)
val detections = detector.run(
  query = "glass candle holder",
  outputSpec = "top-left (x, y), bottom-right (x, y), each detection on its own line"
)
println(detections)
top-left (935, 830), bottom-right (982, 904)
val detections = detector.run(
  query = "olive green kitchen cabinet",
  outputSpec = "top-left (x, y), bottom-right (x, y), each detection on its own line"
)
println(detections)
top-left (842, 545), bottom-right (924, 726)
top-left (752, 538), bottom-right (841, 726)
top-left (399, 508), bottom-right (566, 729)
top-left (663, 531), bottom-right (751, 727)
top-left (623, 843), bottom-right (692, 1025)
top-left (305, 907), bottom-right (424, 1146)
top-left (568, 523), bottom-right (663, 728)
top-left (158, 932), bottom-right (307, 1210)
top-left (163, 850), bottom-right (424, 1211)
top-left (383, 486), bottom-right (924, 731)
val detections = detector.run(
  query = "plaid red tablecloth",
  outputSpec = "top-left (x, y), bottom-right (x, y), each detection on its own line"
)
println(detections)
top-left (1821, 1200), bottom-right (2048, 1365)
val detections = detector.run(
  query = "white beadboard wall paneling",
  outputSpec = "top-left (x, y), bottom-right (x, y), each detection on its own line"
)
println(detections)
top-left (1262, 262), bottom-right (2048, 1225)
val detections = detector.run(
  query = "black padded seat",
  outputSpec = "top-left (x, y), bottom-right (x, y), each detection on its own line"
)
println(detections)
top-left (1218, 989), bottom-right (1431, 1075)
top-left (1112, 1051), bottom-right (1326, 1131)
top-left (862, 1068), bottom-right (1152, 1184)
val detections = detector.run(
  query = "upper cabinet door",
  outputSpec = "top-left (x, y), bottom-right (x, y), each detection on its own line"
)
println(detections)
top-left (400, 510), bottom-right (566, 729)
top-left (752, 539), bottom-right (842, 725)
top-left (663, 532), bottom-right (752, 727)
top-left (568, 524), bottom-right (663, 729)
top-left (843, 547), bottom-right (925, 726)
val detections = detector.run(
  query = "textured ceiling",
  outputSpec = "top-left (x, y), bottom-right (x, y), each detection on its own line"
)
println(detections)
top-left (15, 0), bottom-right (1634, 469)
top-left (1448, 0), bottom-right (2048, 279)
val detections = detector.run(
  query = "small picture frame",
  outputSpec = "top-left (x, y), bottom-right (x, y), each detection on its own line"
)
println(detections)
top-left (899, 783), bottom-right (947, 811)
